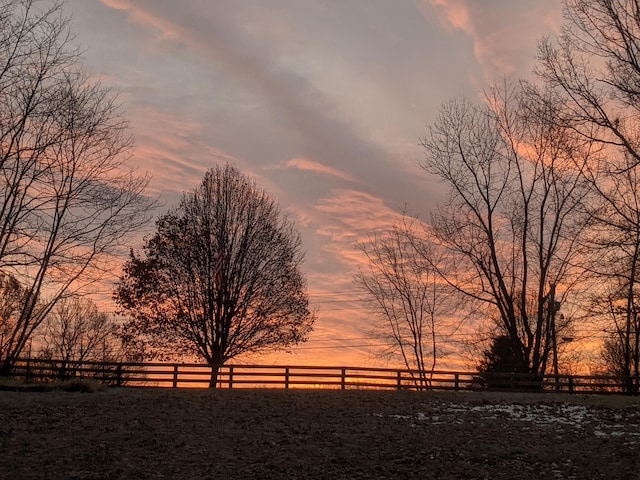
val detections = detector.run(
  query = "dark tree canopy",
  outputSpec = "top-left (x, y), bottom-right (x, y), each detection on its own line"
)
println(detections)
top-left (115, 164), bottom-right (315, 384)
top-left (478, 335), bottom-right (521, 374)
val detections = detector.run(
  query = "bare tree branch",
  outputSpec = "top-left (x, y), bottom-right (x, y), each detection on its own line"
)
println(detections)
top-left (355, 212), bottom-right (460, 388)
top-left (419, 82), bottom-right (594, 375)
top-left (0, 0), bottom-right (154, 374)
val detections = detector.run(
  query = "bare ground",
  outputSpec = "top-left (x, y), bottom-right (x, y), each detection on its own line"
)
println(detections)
top-left (1, 387), bottom-right (640, 479)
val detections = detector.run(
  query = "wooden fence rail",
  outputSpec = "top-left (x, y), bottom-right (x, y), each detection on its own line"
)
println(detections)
top-left (3, 358), bottom-right (626, 394)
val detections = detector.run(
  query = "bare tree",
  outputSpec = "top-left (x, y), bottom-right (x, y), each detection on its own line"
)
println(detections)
top-left (0, 0), bottom-right (76, 265)
top-left (115, 164), bottom-right (315, 387)
top-left (355, 213), bottom-right (458, 388)
top-left (537, 0), bottom-right (640, 164)
top-left (38, 296), bottom-right (120, 366)
top-left (588, 271), bottom-right (640, 393)
top-left (0, 272), bottom-right (34, 356)
top-left (601, 327), bottom-right (637, 390)
top-left (419, 82), bottom-right (594, 376)
top-left (582, 154), bottom-right (640, 393)
top-left (0, 0), bottom-right (154, 374)
top-left (537, 0), bottom-right (640, 393)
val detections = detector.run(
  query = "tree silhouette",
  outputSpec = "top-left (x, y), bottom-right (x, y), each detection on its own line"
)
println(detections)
top-left (355, 212), bottom-right (459, 389)
top-left (537, 0), bottom-right (640, 395)
top-left (0, 0), bottom-right (153, 374)
top-left (116, 164), bottom-right (315, 387)
top-left (419, 82), bottom-right (593, 376)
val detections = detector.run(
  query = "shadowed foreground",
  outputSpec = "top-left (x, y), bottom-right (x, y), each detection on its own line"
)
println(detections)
top-left (1, 388), bottom-right (640, 479)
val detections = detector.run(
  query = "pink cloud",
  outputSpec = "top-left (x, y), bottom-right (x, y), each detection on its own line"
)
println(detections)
top-left (125, 104), bottom-right (245, 199)
top-left (316, 190), bottom-right (398, 236)
top-left (421, 0), bottom-right (562, 81)
top-left (100, 0), bottom-right (183, 41)
top-left (284, 158), bottom-right (356, 182)
top-left (423, 0), bottom-right (472, 33)
top-left (314, 189), bottom-right (400, 269)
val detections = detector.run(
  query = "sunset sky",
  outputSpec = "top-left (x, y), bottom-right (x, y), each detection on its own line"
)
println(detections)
top-left (63, 0), bottom-right (563, 367)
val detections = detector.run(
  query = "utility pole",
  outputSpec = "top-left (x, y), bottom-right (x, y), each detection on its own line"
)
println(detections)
top-left (549, 283), bottom-right (560, 390)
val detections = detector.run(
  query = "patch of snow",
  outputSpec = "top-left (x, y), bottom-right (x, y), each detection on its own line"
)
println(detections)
top-left (446, 403), bottom-right (595, 427)
top-left (374, 401), bottom-right (640, 440)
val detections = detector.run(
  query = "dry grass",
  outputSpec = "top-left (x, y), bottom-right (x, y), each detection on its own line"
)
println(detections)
top-left (1, 388), bottom-right (639, 479)
top-left (0, 377), bottom-right (107, 393)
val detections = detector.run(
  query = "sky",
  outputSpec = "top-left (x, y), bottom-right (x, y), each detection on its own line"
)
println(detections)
top-left (62, 0), bottom-right (563, 368)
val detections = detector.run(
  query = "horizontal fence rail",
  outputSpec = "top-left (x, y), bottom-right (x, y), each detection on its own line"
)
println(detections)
top-left (1, 358), bottom-right (627, 394)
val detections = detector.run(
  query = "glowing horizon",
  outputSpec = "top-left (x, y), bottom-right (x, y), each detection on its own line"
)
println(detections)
top-left (61, 0), bottom-right (564, 369)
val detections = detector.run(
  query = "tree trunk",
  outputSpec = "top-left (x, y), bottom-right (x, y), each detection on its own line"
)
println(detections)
top-left (0, 360), bottom-right (11, 377)
top-left (209, 364), bottom-right (221, 388)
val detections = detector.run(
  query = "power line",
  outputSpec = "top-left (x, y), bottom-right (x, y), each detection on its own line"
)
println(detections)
top-left (292, 343), bottom-right (387, 350)
top-left (310, 299), bottom-right (366, 304)
top-left (309, 290), bottom-right (363, 296)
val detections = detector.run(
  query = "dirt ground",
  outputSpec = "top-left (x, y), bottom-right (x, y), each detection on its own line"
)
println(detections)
top-left (1, 387), bottom-right (640, 479)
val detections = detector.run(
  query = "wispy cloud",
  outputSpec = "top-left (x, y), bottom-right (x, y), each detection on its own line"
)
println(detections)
top-left (423, 0), bottom-right (472, 33)
top-left (283, 158), bottom-right (356, 182)
top-left (422, 0), bottom-right (562, 81)
top-left (99, 0), bottom-right (183, 41)
top-left (315, 189), bottom-right (399, 267)
top-left (316, 189), bottom-right (398, 234)
top-left (67, 0), bottom-right (562, 368)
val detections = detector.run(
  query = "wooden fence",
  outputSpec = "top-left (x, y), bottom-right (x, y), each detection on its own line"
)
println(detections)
top-left (2, 358), bottom-right (628, 394)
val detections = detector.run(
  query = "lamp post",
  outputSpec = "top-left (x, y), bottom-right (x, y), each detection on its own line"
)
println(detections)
top-left (549, 284), bottom-right (560, 379)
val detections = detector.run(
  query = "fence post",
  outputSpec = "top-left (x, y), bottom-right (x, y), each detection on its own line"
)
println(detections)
top-left (59, 360), bottom-right (67, 381)
top-left (25, 358), bottom-right (31, 383)
top-left (116, 363), bottom-right (122, 387)
top-left (341, 368), bottom-right (346, 390)
top-left (397, 371), bottom-right (402, 390)
top-left (173, 365), bottom-right (179, 388)
top-left (568, 376), bottom-right (574, 393)
top-left (285, 367), bottom-right (290, 389)
top-left (454, 373), bottom-right (459, 391)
